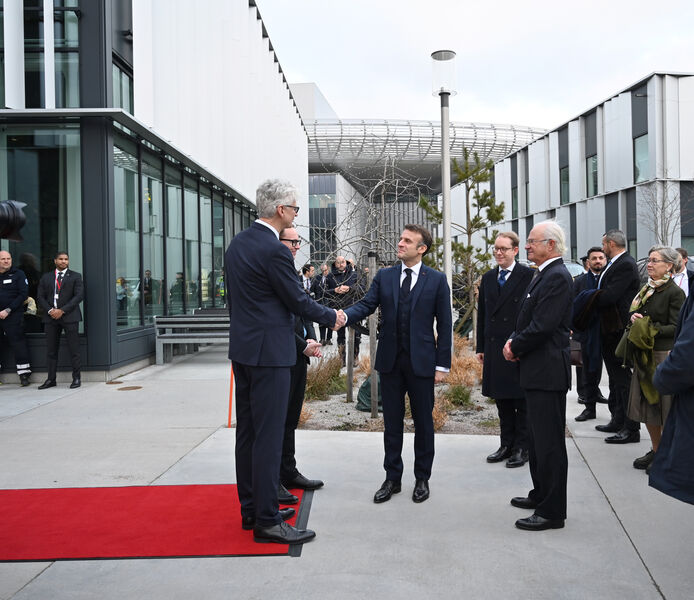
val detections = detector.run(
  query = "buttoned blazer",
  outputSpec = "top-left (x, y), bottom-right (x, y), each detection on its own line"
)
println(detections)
top-left (344, 263), bottom-right (452, 378)
top-left (596, 253), bottom-right (640, 333)
top-left (510, 259), bottom-right (573, 392)
top-left (37, 269), bottom-right (84, 323)
top-left (225, 222), bottom-right (336, 367)
top-left (476, 263), bottom-right (533, 398)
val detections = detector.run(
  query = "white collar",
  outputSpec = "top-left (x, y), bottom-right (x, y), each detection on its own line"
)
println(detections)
top-left (538, 256), bottom-right (562, 272)
top-left (401, 261), bottom-right (423, 276)
top-left (256, 219), bottom-right (280, 239)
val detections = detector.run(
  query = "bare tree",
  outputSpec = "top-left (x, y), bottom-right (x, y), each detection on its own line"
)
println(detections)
top-left (637, 178), bottom-right (690, 246)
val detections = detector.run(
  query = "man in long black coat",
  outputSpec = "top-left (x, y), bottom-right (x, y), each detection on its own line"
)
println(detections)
top-left (477, 232), bottom-right (533, 467)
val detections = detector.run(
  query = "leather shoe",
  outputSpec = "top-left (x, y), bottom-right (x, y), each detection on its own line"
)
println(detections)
top-left (596, 393), bottom-right (608, 404)
top-left (38, 380), bottom-right (56, 390)
top-left (577, 395), bottom-right (587, 405)
top-left (515, 514), bottom-right (564, 531)
top-left (70, 377), bottom-right (81, 389)
top-left (595, 420), bottom-right (621, 433)
top-left (510, 496), bottom-right (537, 509)
top-left (575, 408), bottom-right (596, 422)
top-left (278, 483), bottom-right (299, 505)
top-left (253, 521), bottom-right (315, 544)
top-left (412, 479), bottom-right (429, 503)
top-left (486, 446), bottom-right (512, 463)
top-left (633, 449), bottom-right (655, 470)
top-left (605, 429), bottom-right (640, 444)
top-left (282, 472), bottom-right (324, 490)
top-left (19, 373), bottom-right (31, 387)
top-left (241, 507), bottom-right (295, 530)
top-left (506, 449), bottom-right (529, 468)
top-left (374, 479), bottom-right (401, 503)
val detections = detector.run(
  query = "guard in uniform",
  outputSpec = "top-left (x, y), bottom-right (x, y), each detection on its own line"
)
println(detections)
top-left (0, 251), bottom-right (32, 386)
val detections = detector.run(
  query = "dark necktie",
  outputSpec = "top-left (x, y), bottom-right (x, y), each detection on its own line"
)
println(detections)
top-left (498, 269), bottom-right (508, 287)
top-left (401, 268), bottom-right (412, 298)
top-left (57, 273), bottom-right (64, 288)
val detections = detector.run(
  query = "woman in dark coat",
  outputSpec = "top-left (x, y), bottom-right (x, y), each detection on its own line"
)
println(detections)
top-left (626, 246), bottom-right (685, 472)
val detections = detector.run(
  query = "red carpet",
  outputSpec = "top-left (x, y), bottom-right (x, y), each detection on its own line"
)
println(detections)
top-left (0, 484), bottom-right (304, 561)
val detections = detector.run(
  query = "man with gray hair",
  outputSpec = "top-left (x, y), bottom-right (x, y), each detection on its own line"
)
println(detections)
top-left (594, 229), bottom-right (641, 443)
top-left (225, 179), bottom-right (345, 545)
top-left (503, 220), bottom-right (573, 530)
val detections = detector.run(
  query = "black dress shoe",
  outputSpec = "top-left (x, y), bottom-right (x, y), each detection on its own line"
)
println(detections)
top-left (510, 496), bottom-right (537, 509)
top-left (70, 377), bottom-right (81, 389)
top-left (19, 373), bottom-right (31, 387)
top-left (633, 449), bottom-right (655, 470)
top-left (253, 521), bottom-right (316, 544)
top-left (486, 446), bottom-right (512, 463)
top-left (282, 472), bottom-right (324, 490)
top-left (515, 514), bottom-right (564, 531)
top-left (38, 380), bottom-right (56, 390)
top-left (596, 393), bottom-right (608, 404)
top-left (575, 408), bottom-right (596, 422)
top-left (577, 395), bottom-right (587, 405)
top-left (506, 449), bottom-right (529, 468)
top-left (412, 479), bottom-right (429, 503)
top-left (278, 483), bottom-right (299, 505)
top-left (605, 429), bottom-right (640, 444)
top-left (595, 420), bottom-right (621, 433)
top-left (241, 507), bottom-right (295, 530)
top-left (374, 479), bottom-right (401, 503)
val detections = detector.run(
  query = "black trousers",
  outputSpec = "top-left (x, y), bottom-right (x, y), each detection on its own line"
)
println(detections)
top-left (379, 351), bottom-right (435, 482)
top-left (496, 397), bottom-right (528, 451)
top-left (233, 362), bottom-right (289, 528)
top-left (280, 358), bottom-right (308, 482)
top-left (318, 325), bottom-right (333, 343)
top-left (0, 313), bottom-right (31, 373)
top-left (526, 388), bottom-right (568, 520)
top-left (337, 325), bottom-right (361, 350)
top-left (602, 332), bottom-right (639, 431)
top-left (578, 345), bottom-right (603, 410)
top-left (44, 320), bottom-right (80, 380)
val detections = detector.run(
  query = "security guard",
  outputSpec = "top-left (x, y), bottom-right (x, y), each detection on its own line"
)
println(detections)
top-left (0, 250), bottom-right (31, 386)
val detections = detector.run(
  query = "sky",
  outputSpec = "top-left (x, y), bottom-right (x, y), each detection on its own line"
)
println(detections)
top-left (257, 0), bottom-right (694, 131)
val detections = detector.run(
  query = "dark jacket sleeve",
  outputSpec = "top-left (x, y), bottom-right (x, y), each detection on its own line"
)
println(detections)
top-left (344, 270), bottom-right (383, 323)
top-left (60, 273), bottom-right (84, 315)
top-left (6, 270), bottom-right (28, 312)
top-left (654, 303), bottom-right (694, 395)
top-left (475, 274), bottom-right (487, 354)
top-left (36, 274), bottom-right (52, 313)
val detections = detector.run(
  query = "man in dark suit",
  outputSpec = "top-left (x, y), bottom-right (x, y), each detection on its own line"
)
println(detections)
top-left (225, 179), bottom-right (343, 545)
top-left (316, 263), bottom-right (334, 345)
top-left (503, 221), bottom-right (573, 531)
top-left (477, 232), bottom-right (533, 467)
top-left (278, 228), bottom-right (324, 492)
top-left (594, 229), bottom-right (641, 443)
top-left (344, 224), bottom-right (452, 504)
top-left (573, 246), bottom-right (607, 422)
top-left (36, 251), bottom-right (84, 389)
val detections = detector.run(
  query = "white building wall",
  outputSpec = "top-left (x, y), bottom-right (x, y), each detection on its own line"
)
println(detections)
top-left (132, 0), bottom-right (308, 218)
top-left (661, 75), bottom-right (681, 178)
top-left (679, 76), bottom-right (694, 178)
top-left (568, 119), bottom-right (582, 203)
top-left (603, 92), bottom-right (632, 192)
top-left (334, 175), bottom-right (366, 261)
top-left (528, 138), bottom-right (548, 214)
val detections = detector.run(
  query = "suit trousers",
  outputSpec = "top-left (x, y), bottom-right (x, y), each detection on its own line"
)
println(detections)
top-left (526, 388), bottom-right (568, 520)
top-left (44, 320), bottom-right (80, 379)
top-left (496, 397), bottom-right (528, 451)
top-left (602, 332), bottom-right (639, 431)
top-left (578, 345), bottom-right (603, 410)
top-left (318, 325), bottom-right (333, 343)
top-left (233, 362), bottom-right (290, 527)
top-left (280, 358), bottom-right (308, 482)
top-left (379, 351), bottom-right (435, 482)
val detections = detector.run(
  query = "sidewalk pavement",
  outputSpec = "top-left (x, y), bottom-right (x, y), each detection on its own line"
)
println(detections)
top-left (1, 346), bottom-right (692, 600)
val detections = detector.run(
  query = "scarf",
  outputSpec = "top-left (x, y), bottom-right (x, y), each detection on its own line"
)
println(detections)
top-left (629, 273), bottom-right (671, 313)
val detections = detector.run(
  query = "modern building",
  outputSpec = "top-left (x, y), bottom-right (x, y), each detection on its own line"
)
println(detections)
top-left (486, 72), bottom-right (694, 261)
top-left (0, 0), bottom-right (309, 379)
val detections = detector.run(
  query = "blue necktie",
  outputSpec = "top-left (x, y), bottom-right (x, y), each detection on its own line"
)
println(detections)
top-left (498, 269), bottom-right (508, 287)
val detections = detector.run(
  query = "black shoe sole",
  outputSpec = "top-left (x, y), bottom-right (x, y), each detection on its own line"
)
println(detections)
top-left (253, 532), bottom-right (316, 544)
top-left (374, 486), bottom-right (401, 503)
top-left (515, 519), bottom-right (565, 531)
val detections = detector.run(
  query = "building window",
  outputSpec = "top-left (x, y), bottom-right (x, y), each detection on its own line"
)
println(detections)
top-left (586, 155), bottom-right (598, 197)
top-left (212, 195), bottom-right (225, 307)
top-left (511, 187), bottom-right (518, 219)
top-left (634, 134), bottom-right (649, 183)
top-left (560, 166), bottom-right (570, 205)
top-left (114, 140), bottom-right (141, 329)
top-left (200, 186), bottom-right (213, 309)
top-left (184, 177), bottom-right (199, 311)
top-left (141, 154), bottom-right (164, 322)
top-left (165, 166), bottom-right (184, 315)
top-left (54, 2), bottom-right (80, 108)
top-left (112, 63), bottom-right (134, 113)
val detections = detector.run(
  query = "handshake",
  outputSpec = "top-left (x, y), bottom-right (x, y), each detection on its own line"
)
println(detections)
top-left (332, 309), bottom-right (347, 331)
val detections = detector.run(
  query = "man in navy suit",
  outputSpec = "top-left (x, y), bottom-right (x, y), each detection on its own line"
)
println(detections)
top-left (503, 221), bottom-right (573, 531)
top-left (225, 180), bottom-right (344, 545)
top-left (344, 224), bottom-right (452, 504)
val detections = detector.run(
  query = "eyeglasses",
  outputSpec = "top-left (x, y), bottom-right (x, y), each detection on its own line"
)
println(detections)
top-left (647, 258), bottom-right (668, 264)
top-left (493, 247), bottom-right (513, 253)
top-left (280, 238), bottom-right (301, 247)
top-left (282, 204), bottom-right (300, 215)
top-left (526, 238), bottom-right (549, 245)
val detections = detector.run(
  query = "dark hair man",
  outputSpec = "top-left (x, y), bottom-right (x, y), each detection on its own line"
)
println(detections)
top-left (503, 221), bottom-right (573, 531)
top-left (224, 179), bottom-right (343, 545)
top-left (343, 224), bottom-right (452, 504)
top-left (476, 232), bottom-right (533, 468)
top-left (0, 250), bottom-right (32, 386)
top-left (36, 252), bottom-right (84, 389)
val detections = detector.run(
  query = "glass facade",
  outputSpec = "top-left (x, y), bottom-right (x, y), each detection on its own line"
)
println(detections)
top-left (54, 1), bottom-right (80, 108)
top-left (141, 154), bottom-right (164, 322)
top-left (200, 186), bottom-right (213, 308)
top-left (165, 165), bottom-right (184, 315)
top-left (184, 176), bottom-right (199, 310)
top-left (112, 63), bottom-right (133, 113)
top-left (212, 196), bottom-right (225, 306)
top-left (511, 187), bottom-right (518, 218)
top-left (559, 166), bottom-right (570, 205)
top-left (586, 155), bottom-right (598, 197)
top-left (634, 134), bottom-right (649, 183)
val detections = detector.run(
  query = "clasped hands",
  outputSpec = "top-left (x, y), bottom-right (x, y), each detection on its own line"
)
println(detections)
top-left (502, 338), bottom-right (518, 362)
top-left (302, 339), bottom-right (323, 358)
top-left (332, 309), bottom-right (346, 331)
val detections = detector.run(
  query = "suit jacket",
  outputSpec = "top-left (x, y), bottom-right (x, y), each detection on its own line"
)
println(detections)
top-left (294, 314), bottom-right (317, 366)
top-left (225, 221), bottom-right (336, 367)
top-left (345, 263), bottom-right (452, 378)
top-left (510, 258), bottom-right (573, 392)
top-left (476, 263), bottom-right (533, 398)
top-left (37, 269), bottom-right (84, 323)
top-left (596, 252), bottom-right (640, 334)
top-left (572, 270), bottom-right (599, 343)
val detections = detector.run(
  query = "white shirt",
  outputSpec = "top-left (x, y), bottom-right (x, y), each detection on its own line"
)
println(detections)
top-left (497, 261), bottom-right (516, 281)
top-left (400, 260), bottom-right (423, 288)
top-left (598, 249), bottom-right (626, 286)
top-left (537, 256), bottom-right (562, 272)
top-left (672, 271), bottom-right (690, 297)
top-left (256, 219), bottom-right (280, 240)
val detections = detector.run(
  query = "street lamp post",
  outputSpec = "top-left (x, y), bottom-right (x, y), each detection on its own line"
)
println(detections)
top-left (431, 50), bottom-right (456, 299)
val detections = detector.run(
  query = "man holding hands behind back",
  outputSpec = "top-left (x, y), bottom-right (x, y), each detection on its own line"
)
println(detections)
top-left (503, 221), bottom-right (573, 531)
top-left (344, 225), bottom-right (452, 504)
